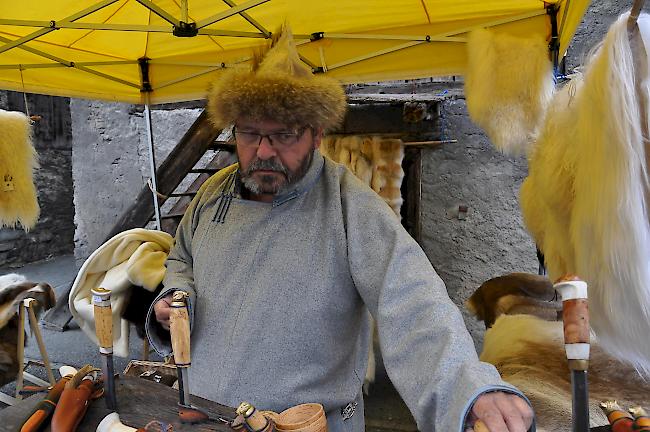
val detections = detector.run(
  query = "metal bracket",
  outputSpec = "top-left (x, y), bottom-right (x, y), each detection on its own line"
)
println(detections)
top-left (173, 21), bottom-right (198, 37)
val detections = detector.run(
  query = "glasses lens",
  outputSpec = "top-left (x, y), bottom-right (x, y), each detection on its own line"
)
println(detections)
top-left (235, 131), bottom-right (260, 146)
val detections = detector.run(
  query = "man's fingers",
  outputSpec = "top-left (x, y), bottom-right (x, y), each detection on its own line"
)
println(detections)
top-left (471, 392), bottom-right (533, 432)
top-left (495, 394), bottom-right (528, 432)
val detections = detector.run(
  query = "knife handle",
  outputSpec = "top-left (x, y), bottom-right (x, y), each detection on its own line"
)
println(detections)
top-left (92, 287), bottom-right (113, 353)
top-left (169, 291), bottom-right (191, 367)
top-left (554, 275), bottom-right (590, 370)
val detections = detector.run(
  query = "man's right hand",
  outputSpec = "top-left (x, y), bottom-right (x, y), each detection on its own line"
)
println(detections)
top-left (153, 294), bottom-right (174, 330)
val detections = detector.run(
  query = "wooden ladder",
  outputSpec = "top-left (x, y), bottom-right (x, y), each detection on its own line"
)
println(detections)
top-left (41, 109), bottom-right (237, 330)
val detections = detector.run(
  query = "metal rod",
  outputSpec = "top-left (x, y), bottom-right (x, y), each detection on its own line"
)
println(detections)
top-left (222, 0), bottom-right (271, 37)
top-left (144, 95), bottom-right (162, 231)
top-left (181, 0), bottom-right (189, 23)
top-left (135, 0), bottom-right (180, 26)
top-left (0, 0), bottom-right (119, 55)
top-left (196, 0), bottom-right (270, 29)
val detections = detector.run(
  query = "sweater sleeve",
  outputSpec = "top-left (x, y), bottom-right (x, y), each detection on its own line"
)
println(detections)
top-left (341, 175), bottom-right (532, 432)
top-left (145, 164), bottom-right (238, 356)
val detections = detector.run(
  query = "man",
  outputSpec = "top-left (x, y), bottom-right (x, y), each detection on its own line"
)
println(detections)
top-left (146, 26), bottom-right (534, 432)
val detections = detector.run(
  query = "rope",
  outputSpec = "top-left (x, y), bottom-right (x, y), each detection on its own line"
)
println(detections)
top-left (19, 66), bottom-right (31, 119)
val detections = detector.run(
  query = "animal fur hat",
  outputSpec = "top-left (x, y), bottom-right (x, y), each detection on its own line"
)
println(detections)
top-left (207, 24), bottom-right (347, 131)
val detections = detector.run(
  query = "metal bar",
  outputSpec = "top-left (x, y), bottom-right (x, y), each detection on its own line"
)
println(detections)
top-left (0, 60), bottom-right (137, 70)
top-left (326, 41), bottom-right (424, 72)
top-left (181, 0), bottom-right (189, 23)
top-left (0, 0), bottom-right (119, 55)
top-left (154, 66), bottom-right (225, 90)
top-left (0, 20), bottom-right (171, 32)
top-left (135, 0), bottom-right (180, 26)
top-left (222, 0), bottom-right (271, 37)
top-left (144, 94), bottom-right (162, 231)
top-left (197, 28), bottom-right (267, 37)
top-left (437, 9), bottom-right (547, 38)
top-left (321, 33), bottom-right (466, 42)
top-left (74, 64), bottom-right (141, 89)
top-left (630, 0), bottom-right (646, 25)
top-left (195, 0), bottom-right (270, 29)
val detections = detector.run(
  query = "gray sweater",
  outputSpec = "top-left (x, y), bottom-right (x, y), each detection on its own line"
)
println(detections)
top-left (146, 151), bottom-right (529, 432)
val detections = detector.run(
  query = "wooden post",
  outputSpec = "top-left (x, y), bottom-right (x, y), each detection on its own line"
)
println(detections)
top-left (24, 298), bottom-right (56, 385)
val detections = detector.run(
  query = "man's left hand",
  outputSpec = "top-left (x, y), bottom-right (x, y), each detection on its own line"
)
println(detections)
top-left (466, 391), bottom-right (534, 432)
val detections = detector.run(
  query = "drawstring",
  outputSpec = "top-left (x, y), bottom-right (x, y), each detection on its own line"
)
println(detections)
top-left (213, 172), bottom-right (237, 224)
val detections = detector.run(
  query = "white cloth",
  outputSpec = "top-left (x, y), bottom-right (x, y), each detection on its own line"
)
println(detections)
top-left (69, 228), bottom-right (173, 357)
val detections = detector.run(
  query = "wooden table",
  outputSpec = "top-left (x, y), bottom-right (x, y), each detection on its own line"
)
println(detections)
top-left (0, 375), bottom-right (236, 431)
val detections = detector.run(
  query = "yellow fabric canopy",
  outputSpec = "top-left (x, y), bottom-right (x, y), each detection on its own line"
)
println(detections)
top-left (0, 0), bottom-right (590, 104)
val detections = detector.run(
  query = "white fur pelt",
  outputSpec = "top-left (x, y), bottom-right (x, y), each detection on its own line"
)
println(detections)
top-left (520, 12), bottom-right (650, 374)
top-left (320, 135), bottom-right (405, 216)
top-left (0, 110), bottom-right (39, 230)
top-left (465, 29), bottom-right (555, 155)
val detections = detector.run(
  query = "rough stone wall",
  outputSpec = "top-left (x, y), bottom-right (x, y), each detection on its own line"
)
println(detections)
top-left (71, 99), bottom-right (201, 267)
top-left (0, 92), bottom-right (74, 267)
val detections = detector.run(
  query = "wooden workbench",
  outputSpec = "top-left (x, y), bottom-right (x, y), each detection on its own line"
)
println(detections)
top-left (0, 375), bottom-right (235, 431)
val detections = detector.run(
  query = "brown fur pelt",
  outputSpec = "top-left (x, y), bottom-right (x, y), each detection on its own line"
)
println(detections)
top-left (320, 135), bottom-right (405, 217)
top-left (0, 273), bottom-right (55, 387)
top-left (466, 273), bottom-right (561, 328)
top-left (470, 273), bottom-right (650, 431)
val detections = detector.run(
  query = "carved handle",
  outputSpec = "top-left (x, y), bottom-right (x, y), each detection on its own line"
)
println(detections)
top-left (92, 287), bottom-right (113, 353)
top-left (554, 275), bottom-right (590, 369)
top-left (169, 291), bottom-right (191, 367)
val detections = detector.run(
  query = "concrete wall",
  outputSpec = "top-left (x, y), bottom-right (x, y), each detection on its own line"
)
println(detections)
top-left (0, 92), bottom-right (75, 267)
top-left (71, 99), bottom-right (201, 267)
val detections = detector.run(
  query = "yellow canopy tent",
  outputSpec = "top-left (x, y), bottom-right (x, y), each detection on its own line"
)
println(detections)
top-left (0, 0), bottom-right (590, 105)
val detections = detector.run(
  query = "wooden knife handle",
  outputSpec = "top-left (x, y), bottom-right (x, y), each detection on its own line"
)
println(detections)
top-left (169, 291), bottom-right (191, 366)
top-left (92, 287), bottom-right (113, 352)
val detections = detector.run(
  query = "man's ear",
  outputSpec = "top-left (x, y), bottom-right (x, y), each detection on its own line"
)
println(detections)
top-left (313, 127), bottom-right (324, 149)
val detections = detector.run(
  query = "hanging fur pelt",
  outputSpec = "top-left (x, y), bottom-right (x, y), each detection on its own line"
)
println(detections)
top-left (521, 12), bottom-right (650, 374)
top-left (320, 135), bottom-right (404, 216)
top-left (465, 29), bottom-right (555, 155)
top-left (0, 110), bottom-right (39, 231)
top-left (0, 273), bottom-right (55, 387)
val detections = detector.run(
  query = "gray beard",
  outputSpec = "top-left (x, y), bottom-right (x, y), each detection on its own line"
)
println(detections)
top-left (240, 149), bottom-right (314, 196)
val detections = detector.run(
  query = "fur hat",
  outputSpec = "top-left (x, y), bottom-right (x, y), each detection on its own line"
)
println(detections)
top-left (207, 25), bottom-right (347, 131)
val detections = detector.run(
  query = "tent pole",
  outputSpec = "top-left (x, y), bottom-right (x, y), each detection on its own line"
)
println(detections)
top-left (144, 94), bottom-right (162, 231)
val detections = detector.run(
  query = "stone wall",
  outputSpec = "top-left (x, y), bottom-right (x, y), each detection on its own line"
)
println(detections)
top-left (71, 99), bottom-right (201, 267)
top-left (0, 92), bottom-right (74, 267)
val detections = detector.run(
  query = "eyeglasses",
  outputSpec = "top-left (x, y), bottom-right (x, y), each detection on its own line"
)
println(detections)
top-left (234, 126), bottom-right (307, 150)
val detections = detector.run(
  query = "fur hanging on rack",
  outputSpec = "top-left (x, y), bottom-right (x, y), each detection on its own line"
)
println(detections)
top-left (464, 29), bottom-right (555, 155)
top-left (320, 135), bottom-right (405, 217)
top-left (0, 109), bottom-right (39, 231)
top-left (521, 12), bottom-right (650, 374)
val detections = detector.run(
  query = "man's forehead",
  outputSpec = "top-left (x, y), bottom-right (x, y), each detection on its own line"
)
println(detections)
top-left (236, 118), bottom-right (296, 131)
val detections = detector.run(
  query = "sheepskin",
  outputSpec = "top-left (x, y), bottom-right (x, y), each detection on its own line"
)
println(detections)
top-left (0, 110), bottom-right (39, 230)
top-left (520, 12), bottom-right (650, 375)
top-left (465, 29), bottom-right (554, 155)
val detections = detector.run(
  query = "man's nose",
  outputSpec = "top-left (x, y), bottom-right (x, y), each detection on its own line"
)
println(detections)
top-left (256, 136), bottom-right (277, 159)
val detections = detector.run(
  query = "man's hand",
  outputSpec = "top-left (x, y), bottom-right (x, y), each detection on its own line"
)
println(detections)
top-left (466, 392), bottom-right (534, 432)
top-left (153, 294), bottom-right (174, 330)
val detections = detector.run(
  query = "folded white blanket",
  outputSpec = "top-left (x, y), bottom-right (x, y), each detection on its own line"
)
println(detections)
top-left (69, 228), bottom-right (173, 357)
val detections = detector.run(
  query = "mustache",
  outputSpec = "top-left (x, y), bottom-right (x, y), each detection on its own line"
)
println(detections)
top-left (244, 158), bottom-right (289, 176)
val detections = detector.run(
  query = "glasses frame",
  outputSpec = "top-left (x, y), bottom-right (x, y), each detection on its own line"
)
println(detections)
top-left (233, 126), bottom-right (308, 150)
